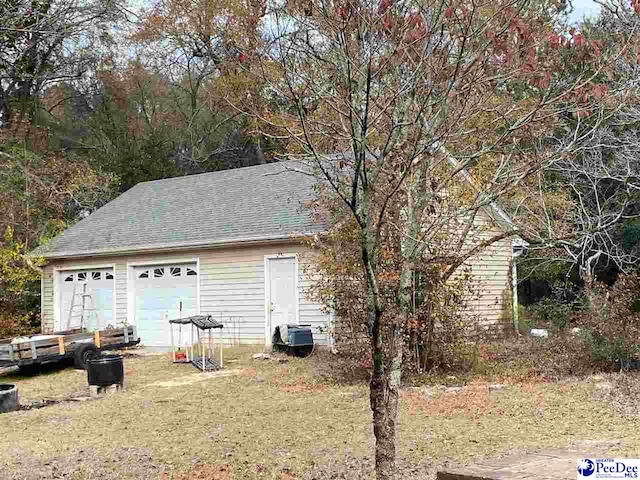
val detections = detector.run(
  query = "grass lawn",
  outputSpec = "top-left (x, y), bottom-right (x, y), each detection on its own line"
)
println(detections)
top-left (1, 347), bottom-right (639, 479)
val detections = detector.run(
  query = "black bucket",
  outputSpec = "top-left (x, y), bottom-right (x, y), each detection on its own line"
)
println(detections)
top-left (87, 355), bottom-right (124, 386)
top-left (0, 384), bottom-right (18, 413)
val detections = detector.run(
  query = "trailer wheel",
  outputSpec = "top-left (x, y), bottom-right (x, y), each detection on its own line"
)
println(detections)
top-left (74, 344), bottom-right (99, 370)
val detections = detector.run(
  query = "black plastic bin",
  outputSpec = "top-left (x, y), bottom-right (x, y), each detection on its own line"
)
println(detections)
top-left (0, 384), bottom-right (18, 413)
top-left (87, 355), bottom-right (124, 386)
top-left (272, 325), bottom-right (314, 357)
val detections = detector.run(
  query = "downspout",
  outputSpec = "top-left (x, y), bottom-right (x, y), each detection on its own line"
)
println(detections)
top-left (512, 247), bottom-right (523, 335)
top-left (39, 268), bottom-right (44, 334)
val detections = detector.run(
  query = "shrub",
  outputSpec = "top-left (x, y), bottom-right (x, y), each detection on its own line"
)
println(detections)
top-left (526, 298), bottom-right (570, 329)
top-left (525, 295), bottom-right (585, 331)
top-left (473, 334), bottom-right (596, 379)
top-left (582, 273), bottom-right (640, 366)
top-left (0, 312), bottom-right (39, 338)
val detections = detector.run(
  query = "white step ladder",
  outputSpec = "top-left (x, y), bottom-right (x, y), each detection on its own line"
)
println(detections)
top-left (66, 283), bottom-right (96, 331)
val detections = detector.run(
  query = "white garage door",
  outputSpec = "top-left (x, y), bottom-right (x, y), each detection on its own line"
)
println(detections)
top-left (133, 264), bottom-right (198, 347)
top-left (59, 268), bottom-right (114, 332)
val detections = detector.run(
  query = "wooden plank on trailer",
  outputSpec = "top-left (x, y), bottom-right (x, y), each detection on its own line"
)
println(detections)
top-left (94, 331), bottom-right (101, 348)
top-left (57, 336), bottom-right (65, 355)
top-left (9, 334), bottom-right (78, 352)
top-left (11, 339), bottom-right (56, 351)
top-left (30, 341), bottom-right (37, 360)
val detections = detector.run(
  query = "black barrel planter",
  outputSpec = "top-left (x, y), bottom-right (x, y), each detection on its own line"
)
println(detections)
top-left (87, 355), bottom-right (124, 387)
top-left (0, 384), bottom-right (18, 413)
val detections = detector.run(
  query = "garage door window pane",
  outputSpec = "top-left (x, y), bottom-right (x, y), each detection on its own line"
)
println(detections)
top-left (64, 274), bottom-right (74, 282)
top-left (170, 267), bottom-right (181, 277)
top-left (106, 272), bottom-right (114, 280)
top-left (138, 271), bottom-right (149, 279)
top-left (154, 268), bottom-right (165, 278)
top-left (92, 272), bottom-right (101, 280)
top-left (186, 268), bottom-right (197, 276)
top-left (77, 272), bottom-right (87, 281)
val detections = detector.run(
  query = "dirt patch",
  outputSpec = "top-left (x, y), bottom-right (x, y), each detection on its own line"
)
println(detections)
top-left (279, 383), bottom-right (329, 393)
top-left (146, 369), bottom-right (239, 387)
top-left (311, 349), bottom-right (370, 385)
top-left (272, 374), bottom-right (330, 393)
top-left (170, 464), bottom-right (233, 480)
top-left (403, 381), bottom-right (501, 419)
top-left (0, 447), bottom-right (167, 480)
top-left (305, 453), bottom-right (436, 480)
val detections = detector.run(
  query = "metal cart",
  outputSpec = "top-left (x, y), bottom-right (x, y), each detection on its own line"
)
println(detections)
top-left (169, 315), bottom-right (224, 372)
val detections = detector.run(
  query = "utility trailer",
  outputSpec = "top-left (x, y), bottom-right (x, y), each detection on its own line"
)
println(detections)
top-left (0, 326), bottom-right (139, 372)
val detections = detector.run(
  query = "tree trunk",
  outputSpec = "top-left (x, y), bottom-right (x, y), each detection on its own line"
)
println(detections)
top-left (581, 251), bottom-right (601, 310)
top-left (370, 312), bottom-right (403, 480)
top-left (370, 365), bottom-right (400, 479)
top-left (359, 219), bottom-right (402, 480)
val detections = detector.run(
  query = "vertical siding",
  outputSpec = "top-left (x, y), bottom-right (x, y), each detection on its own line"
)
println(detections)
top-left (115, 263), bottom-right (128, 324)
top-left (39, 228), bottom-right (512, 339)
top-left (41, 242), bottom-right (332, 344)
top-left (41, 264), bottom-right (55, 333)
top-left (199, 250), bottom-right (267, 343)
top-left (456, 210), bottom-right (513, 330)
top-left (198, 243), bottom-right (330, 344)
top-left (298, 254), bottom-right (329, 344)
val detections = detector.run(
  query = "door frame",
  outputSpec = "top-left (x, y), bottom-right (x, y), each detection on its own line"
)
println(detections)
top-left (53, 263), bottom-right (116, 332)
top-left (126, 257), bottom-right (201, 330)
top-left (264, 253), bottom-right (299, 347)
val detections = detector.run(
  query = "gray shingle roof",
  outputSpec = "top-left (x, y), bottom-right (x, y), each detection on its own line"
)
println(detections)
top-left (35, 161), bottom-right (325, 258)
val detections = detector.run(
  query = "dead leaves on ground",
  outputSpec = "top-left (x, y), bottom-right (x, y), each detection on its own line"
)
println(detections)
top-left (169, 464), bottom-right (232, 480)
top-left (170, 464), bottom-right (297, 479)
top-left (241, 366), bottom-right (330, 393)
top-left (272, 375), bottom-right (329, 393)
top-left (403, 380), bottom-right (504, 420)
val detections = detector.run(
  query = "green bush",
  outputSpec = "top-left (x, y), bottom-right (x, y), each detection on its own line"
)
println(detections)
top-left (526, 298), bottom-right (573, 330)
top-left (581, 330), bottom-right (626, 363)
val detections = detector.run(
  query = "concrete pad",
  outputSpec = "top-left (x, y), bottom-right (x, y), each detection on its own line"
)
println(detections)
top-left (437, 449), bottom-right (604, 480)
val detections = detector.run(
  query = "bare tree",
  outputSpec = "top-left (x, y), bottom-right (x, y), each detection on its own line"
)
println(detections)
top-left (130, 0), bottom-right (267, 168)
top-left (0, 0), bottom-right (127, 127)
top-left (511, 2), bottom-right (640, 292)
top-left (241, 0), bottom-right (627, 477)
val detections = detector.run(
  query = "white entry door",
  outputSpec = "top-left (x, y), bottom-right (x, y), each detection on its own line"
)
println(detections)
top-left (133, 264), bottom-right (198, 347)
top-left (266, 256), bottom-right (298, 345)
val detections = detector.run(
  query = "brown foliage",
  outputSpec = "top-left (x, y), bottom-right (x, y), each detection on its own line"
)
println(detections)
top-left (476, 336), bottom-right (597, 379)
top-left (0, 118), bottom-right (116, 335)
top-left (306, 189), bottom-right (477, 373)
top-left (584, 273), bottom-right (640, 363)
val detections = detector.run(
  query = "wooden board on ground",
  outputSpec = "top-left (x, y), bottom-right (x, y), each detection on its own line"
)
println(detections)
top-left (437, 450), bottom-right (598, 480)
